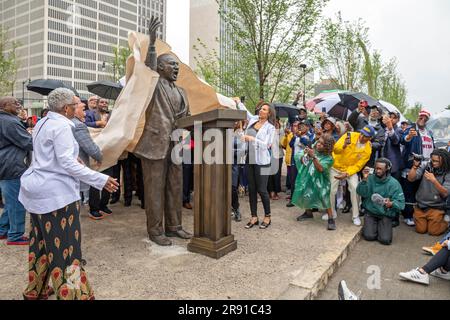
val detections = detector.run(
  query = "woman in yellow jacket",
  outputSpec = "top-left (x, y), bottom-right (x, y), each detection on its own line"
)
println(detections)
top-left (327, 125), bottom-right (375, 226)
top-left (281, 122), bottom-right (298, 201)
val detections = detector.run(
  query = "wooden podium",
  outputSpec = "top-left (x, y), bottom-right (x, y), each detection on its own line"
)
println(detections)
top-left (177, 109), bottom-right (247, 259)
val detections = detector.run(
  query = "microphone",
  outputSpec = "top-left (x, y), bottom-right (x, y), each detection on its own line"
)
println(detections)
top-left (371, 193), bottom-right (387, 207)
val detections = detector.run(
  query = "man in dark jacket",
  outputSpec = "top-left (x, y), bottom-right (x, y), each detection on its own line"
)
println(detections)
top-left (0, 97), bottom-right (33, 245)
top-left (357, 158), bottom-right (405, 245)
top-left (382, 112), bottom-right (404, 227)
top-left (348, 100), bottom-right (369, 132)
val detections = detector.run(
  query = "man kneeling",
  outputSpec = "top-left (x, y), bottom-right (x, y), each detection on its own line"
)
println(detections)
top-left (357, 158), bottom-right (405, 245)
top-left (407, 149), bottom-right (450, 236)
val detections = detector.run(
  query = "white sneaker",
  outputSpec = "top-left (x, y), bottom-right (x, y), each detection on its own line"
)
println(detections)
top-left (399, 268), bottom-right (430, 285)
top-left (431, 268), bottom-right (450, 281)
top-left (338, 280), bottom-right (359, 300)
top-left (352, 217), bottom-right (362, 226)
top-left (404, 218), bottom-right (415, 227)
top-left (444, 214), bottom-right (450, 223)
top-left (322, 212), bottom-right (337, 221)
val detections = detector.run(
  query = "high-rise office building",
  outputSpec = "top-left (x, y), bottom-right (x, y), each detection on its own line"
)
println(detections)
top-left (0, 0), bottom-right (166, 113)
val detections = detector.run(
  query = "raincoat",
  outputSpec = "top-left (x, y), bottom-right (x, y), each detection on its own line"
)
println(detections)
top-left (292, 150), bottom-right (334, 210)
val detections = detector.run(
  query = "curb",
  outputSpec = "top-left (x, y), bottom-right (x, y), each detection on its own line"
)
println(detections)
top-left (278, 228), bottom-right (363, 300)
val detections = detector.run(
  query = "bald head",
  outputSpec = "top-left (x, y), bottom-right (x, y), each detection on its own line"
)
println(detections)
top-left (157, 53), bottom-right (179, 82)
top-left (0, 96), bottom-right (21, 116)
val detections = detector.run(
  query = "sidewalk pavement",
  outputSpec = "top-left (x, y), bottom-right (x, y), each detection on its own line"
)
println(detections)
top-left (316, 223), bottom-right (450, 300)
top-left (0, 194), bottom-right (361, 300)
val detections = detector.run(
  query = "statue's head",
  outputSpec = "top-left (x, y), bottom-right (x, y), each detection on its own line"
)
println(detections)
top-left (157, 54), bottom-right (179, 82)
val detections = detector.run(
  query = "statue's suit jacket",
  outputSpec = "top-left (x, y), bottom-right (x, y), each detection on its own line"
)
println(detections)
top-left (134, 79), bottom-right (190, 161)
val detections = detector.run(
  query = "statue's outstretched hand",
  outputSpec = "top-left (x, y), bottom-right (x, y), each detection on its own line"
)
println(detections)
top-left (148, 16), bottom-right (162, 46)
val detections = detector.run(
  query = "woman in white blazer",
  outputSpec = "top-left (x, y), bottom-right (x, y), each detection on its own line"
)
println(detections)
top-left (239, 101), bottom-right (276, 229)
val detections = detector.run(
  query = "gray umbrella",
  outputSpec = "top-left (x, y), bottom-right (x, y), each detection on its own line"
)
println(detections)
top-left (87, 80), bottom-right (123, 100)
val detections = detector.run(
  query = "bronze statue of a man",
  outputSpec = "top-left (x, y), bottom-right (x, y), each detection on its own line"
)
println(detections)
top-left (134, 17), bottom-right (192, 246)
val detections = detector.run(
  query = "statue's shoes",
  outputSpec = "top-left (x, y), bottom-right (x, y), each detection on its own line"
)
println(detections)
top-left (149, 235), bottom-right (173, 246)
top-left (165, 229), bottom-right (192, 240)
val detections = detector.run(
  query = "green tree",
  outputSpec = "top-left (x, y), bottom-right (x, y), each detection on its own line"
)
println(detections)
top-left (446, 105), bottom-right (450, 110)
top-left (0, 25), bottom-right (20, 96)
top-left (317, 13), bottom-right (368, 91)
top-left (404, 102), bottom-right (422, 122)
top-left (109, 44), bottom-right (132, 82)
top-left (193, 0), bottom-right (328, 109)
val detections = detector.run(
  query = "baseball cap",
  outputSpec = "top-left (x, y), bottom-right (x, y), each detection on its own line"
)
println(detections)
top-left (359, 125), bottom-right (376, 138)
top-left (418, 109), bottom-right (431, 119)
top-left (389, 111), bottom-right (400, 119)
top-left (322, 117), bottom-right (337, 127)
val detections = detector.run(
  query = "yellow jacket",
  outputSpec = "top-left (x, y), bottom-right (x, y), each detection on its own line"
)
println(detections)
top-left (332, 132), bottom-right (372, 176)
top-left (281, 133), bottom-right (294, 166)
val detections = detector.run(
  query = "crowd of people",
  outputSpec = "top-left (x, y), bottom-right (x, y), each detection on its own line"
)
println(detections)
top-left (1, 88), bottom-right (450, 299)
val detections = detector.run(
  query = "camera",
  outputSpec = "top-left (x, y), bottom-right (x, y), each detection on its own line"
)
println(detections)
top-left (409, 152), bottom-right (425, 162)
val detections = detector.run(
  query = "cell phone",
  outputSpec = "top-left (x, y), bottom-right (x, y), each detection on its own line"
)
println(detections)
top-left (347, 132), bottom-right (351, 139)
top-left (322, 107), bottom-right (326, 113)
top-left (369, 168), bottom-right (374, 175)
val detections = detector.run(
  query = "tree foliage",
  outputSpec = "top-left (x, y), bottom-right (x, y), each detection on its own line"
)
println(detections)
top-left (0, 25), bottom-right (19, 96)
top-left (109, 45), bottom-right (132, 81)
top-left (317, 13), bottom-right (368, 91)
top-left (404, 102), bottom-right (423, 122)
top-left (193, 0), bottom-right (328, 109)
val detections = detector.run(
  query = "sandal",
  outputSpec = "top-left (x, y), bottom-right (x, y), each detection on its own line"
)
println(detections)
top-left (245, 218), bottom-right (259, 229)
top-left (260, 216), bottom-right (272, 229)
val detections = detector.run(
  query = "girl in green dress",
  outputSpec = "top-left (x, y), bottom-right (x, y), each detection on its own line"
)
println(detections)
top-left (292, 134), bottom-right (336, 230)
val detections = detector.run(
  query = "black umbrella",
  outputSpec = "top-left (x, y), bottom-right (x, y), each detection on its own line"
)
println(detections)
top-left (339, 92), bottom-right (384, 110)
top-left (27, 79), bottom-right (79, 96)
top-left (87, 80), bottom-right (123, 100)
top-left (273, 103), bottom-right (302, 123)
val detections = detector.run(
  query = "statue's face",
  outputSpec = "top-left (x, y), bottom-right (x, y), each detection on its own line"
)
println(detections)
top-left (158, 55), bottom-right (179, 82)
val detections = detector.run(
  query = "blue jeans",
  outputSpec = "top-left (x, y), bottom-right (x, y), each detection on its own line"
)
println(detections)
top-left (0, 179), bottom-right (26, 241)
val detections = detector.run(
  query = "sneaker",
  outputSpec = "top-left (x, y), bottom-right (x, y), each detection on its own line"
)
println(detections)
top-left (352, 217), bottom-right (362, 226)
top-left (430, 268), bottom-right (450, 281)
top-left (286, 202), bottom-right (295, 208)
top-left (7, 236), bottom-right (30, 246)
top-left (328, 219), bottom-right (337, 231)
top-left (338, 280), bottom-right (359, 300)
top-left (422, 242), bottom-right (443, 256)
top-left (322, 212), bottom-right (337, 221)
top-left (399, 268), bottom-right (429, 285)
top-left (297, 211), bottom-right (314, 221)
top-left (234, 209), bottom-right (242, 222)
top-left (444, 214), bottom-right (450, 223)
top-left (100, 207), bottom-right (112, 216)
top-left (88, 211), bottom-right (105, 220)
top-left (404, 218), bottom-right (415, 227)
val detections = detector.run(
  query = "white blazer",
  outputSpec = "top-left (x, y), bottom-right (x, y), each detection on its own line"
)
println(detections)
top-left (238, 103), bottom-right (275, 166)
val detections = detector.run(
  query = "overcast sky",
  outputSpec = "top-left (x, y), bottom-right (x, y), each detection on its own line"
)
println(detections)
top-left (167, 0), bottom-right (450, 114)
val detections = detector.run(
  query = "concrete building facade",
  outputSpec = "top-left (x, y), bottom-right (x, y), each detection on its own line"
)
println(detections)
top-left (0, 0), bottom-right (166, 113)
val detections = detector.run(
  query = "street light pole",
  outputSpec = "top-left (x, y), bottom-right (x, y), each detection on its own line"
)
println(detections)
top-left (300, 64), bottom-right (307, 107)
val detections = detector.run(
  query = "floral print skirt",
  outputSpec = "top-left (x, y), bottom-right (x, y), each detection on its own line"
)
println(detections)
top-left (23, 202), bottom-right (94, 300)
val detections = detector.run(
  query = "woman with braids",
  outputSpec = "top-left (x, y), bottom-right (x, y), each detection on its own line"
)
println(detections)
top-left (407, 149), bottom-right (450, 236)
top-left (293, 134), bottom-right (336, 230)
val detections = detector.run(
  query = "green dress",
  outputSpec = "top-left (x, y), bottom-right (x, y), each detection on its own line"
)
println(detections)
top-left (292, 150), bottom-right (334, 210)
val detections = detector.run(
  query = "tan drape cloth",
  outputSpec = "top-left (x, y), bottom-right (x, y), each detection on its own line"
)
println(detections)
top-left (90, 32), bottom-right (236, 172)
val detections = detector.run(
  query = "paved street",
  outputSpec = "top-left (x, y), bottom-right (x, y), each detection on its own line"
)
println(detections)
top-left (316, 222), bottom-right (450, 300)
top-left (0, 193), bottom-right (360, 300)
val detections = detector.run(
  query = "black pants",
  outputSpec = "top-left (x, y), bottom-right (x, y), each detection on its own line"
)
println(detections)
top-left (363, 214), bottom-right (393, 245)
top-left (401, 177), bottom-right (420, 220)
top-left (423, 248), bottom-right (450, 274)
top-left (112, 154), bottom-right (144, 203)
top-left (89, 168), bottom-right (113, 212)
top-left (268, 158), bottom-right (283, 193)
top-left (247, 164), bottom-right (271, 217)
top-left (232, 186), bottom-right (239, 211)
top-left (182, 163), bottom-right (193, 204)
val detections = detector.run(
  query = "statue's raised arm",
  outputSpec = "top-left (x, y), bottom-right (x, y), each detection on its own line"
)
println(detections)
top-left (145, 16), bottom-right (162, 71)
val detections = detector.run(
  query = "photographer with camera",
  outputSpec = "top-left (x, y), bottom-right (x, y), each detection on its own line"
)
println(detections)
top-left (400, 109), bottom-right (435, 226)
top-left (357, 159), bottom-right (405, 245)
top-left (407, 149), bottom-right (450, 236)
